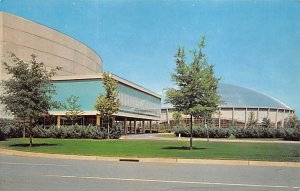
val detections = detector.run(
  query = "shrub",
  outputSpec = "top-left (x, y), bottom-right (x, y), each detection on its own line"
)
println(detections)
top-left (31, 125), bottom-right (120, 139)
top-left (174, 126), bottom-right (300, 141)
top-left (0, 118), bottom-right (23, 139)
top-left (109, 124), bottom-right (122, 139)
top-left (0, 118), bottom-right (122, 140)
top-left (0, 127), bottom-right (6, 141)
top-left (228, 134), bottom-right (236, 139)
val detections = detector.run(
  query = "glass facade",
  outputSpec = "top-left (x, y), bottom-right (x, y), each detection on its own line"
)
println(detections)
top-left (51, 79), bottom-right (161, 117)
top-left (118, 83), bottom-right (161, 117)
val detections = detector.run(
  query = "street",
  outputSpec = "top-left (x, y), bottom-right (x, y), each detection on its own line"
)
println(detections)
top-left (0, 154), bottom-right (299, 191)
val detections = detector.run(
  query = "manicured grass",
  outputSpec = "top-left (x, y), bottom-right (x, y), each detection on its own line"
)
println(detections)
top-left (1, 138), bottom-right (299, 162)
top-left (228, 138), bottom-right (285, 141)
top-left (156, 134), bottom-right (285, 141)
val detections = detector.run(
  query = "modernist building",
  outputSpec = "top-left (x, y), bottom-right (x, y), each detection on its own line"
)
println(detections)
top-left (161, 83), bottom-right (294, 128)
top-left (0, 12), bottom-right (161, 133)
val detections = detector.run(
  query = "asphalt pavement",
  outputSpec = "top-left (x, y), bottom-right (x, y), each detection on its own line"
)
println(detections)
top-left (1, 154), bottom-right (299, 191)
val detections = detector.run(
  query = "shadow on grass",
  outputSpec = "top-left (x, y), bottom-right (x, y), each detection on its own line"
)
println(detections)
top-left (161, 146), bottom-right (207, 150)
top-left (9, 143), bottom-right (59, 147)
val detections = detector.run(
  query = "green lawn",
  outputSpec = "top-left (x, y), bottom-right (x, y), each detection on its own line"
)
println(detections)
top-left (1, 138), bottom-right (300, 162)
top-left (156, 134), bottom-right (285, 141)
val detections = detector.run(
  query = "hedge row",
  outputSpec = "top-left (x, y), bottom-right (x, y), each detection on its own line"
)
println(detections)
top-left (0, 119), bottom-right (121, 140)
top-left (174, 126), bottom-right (300, 141)
top-left (32, 125), bottom-right (121, 139)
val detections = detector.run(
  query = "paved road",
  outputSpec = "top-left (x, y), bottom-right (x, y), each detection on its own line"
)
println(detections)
top-left (0, 154), bottom-right (299, 191)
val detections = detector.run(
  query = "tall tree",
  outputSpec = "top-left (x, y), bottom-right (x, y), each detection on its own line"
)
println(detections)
top-left (94, 72), bottom-right (121, 139)
top-left (63, 95), bottom-right (84, 125)
top-left (247, 111), bottom-right (257, 128)
top-left (166, 36), bottom-right (220, 149)
top-left (0, 53), bottom-right (60, 146)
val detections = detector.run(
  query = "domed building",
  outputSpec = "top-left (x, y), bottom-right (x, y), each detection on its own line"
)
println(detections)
top-left (161, 83), bottom-right (294, 128)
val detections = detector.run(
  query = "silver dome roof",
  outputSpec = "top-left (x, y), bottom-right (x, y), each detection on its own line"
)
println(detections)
top-left (218, 83), bottom-right (291, 109)
top-left (162, 83), bottom-right (292, 109)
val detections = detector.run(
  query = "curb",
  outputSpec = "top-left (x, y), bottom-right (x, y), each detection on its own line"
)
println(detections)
top-left (0, 148), bottom-right (299, 168)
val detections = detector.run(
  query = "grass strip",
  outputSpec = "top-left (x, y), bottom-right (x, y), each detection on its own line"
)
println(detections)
top-left (0, 138), bottom-right (299, 162)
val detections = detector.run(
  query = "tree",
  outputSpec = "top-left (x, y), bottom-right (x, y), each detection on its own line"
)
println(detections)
top-left (166, 36), bottom-right (221, 149)
top-left (172, 111), bottom-right (182, 127)
top-left (63, 95), bottom-right (84, 125)
top-left (247, 111), bottom-right (257, 128)
top-left (285, 114), bottom-right (299, 128)
top-left (0, 53), bottom-right (60, 146)
top-left (261, 117), bottom-right (273, 128)
top-left (94, 72), bottom-right (121, 139)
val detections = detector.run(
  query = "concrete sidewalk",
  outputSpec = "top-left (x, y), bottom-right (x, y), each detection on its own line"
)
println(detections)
top-left (1, 148), bottom-right (299, 168)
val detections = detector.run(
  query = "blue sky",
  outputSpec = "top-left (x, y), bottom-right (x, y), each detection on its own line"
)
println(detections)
top-left (1, 0), bottom-right (299, 113)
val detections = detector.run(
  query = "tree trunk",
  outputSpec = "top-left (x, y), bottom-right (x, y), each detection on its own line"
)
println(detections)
top-left (107, 117), bottom-right (110, 139)
top-left (205, 118), bottom-right (209, 142)
top-left (189, 115), bottom-right (193, 150)
top-left (29, 117), bottom-right (33, 147)
top-left (23, 120), bottom-right (25, 138)
top-left (23, 126), bottom-right (26, 138)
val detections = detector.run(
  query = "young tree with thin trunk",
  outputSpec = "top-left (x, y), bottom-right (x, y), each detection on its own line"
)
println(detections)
top-left (166, 36), bottom-right (221, 149)
top-left (0, 53), bottom-right (60, 146)
top-left (173, 111), bottom-right (182, 127)
top-left (94, 72), bottom-right (121, 139)
top-left (63, 95), bottom-right (84, 125)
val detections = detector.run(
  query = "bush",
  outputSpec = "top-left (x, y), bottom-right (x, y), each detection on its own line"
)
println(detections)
top-left (31, 125), bottom-right (120, 139)
top-left (0, 119), bottom-right (122, 140)
top-left (0, 118), bottom-right (23, 139)
top-left (174, 126), bottom-right (300, 141)
top-left (0, 127), bottom-right (6, 141)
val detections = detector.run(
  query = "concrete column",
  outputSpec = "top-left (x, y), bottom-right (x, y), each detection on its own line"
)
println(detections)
top-left (149, 120), bottom-right (152, 133)
top-left (232, 107), bottom-right (235, 126)
top-left (267, 108), bottom-right (270, 119)
top-left (244, 108), bottom-right (248, 128)
top-left (257, 108), bottom-right (260, 123)
top-left (156, 121), bottom-right (159, 133)
top-left (142, 120), bottom-right (145, 134)
top-left (166, 108), bottom-right (170, 128)
top-left (275, 109), bottom-right (278, 128)
top-left (218, 108), bottom-right (221, 128)
top-left (124, 118), bottom-right (127, 135)
top-left (134, 119), bottom-right (137, 134)
top-left (129, 121), bottom-right (132, 134)
top-left (281, 110), bottom-right (285, 128)
top-left (96, 115), bottom-right (100, 126)
top-left (57, 115), bottom-right (61, 128)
